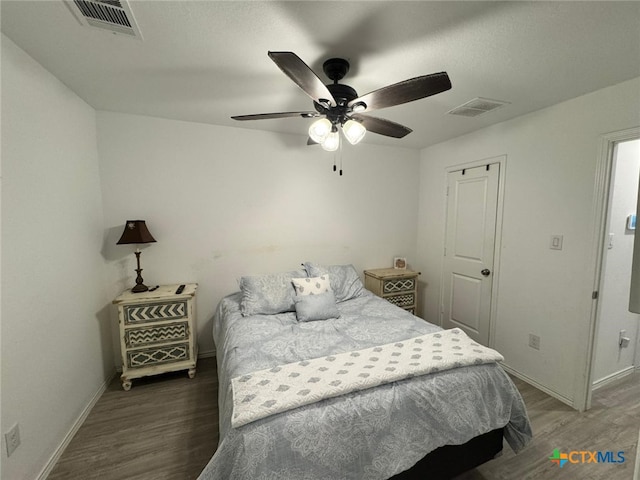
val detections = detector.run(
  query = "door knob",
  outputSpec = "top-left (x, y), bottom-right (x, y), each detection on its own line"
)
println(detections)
top-left (481, 269), bottom-right (491, 277)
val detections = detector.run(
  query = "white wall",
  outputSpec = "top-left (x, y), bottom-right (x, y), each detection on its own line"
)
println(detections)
top-left (593, 139), bottom-right (640, 383)
top-left (416, 77), bottom-right (640, 406)
top-left (1, 35), bottom-right (113, 479)
top-left (96, 111), bottom-right (420, 358)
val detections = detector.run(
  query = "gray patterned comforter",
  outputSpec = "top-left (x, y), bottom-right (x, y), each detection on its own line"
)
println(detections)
top-left (197, 291), bottom-right (532, 480)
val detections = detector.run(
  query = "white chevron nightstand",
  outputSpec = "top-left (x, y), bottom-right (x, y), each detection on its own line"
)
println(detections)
top-left (113, 284), bottom-right (198, 390)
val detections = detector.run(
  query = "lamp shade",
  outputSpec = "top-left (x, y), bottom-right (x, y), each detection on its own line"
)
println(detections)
top-left (321, 128), bottom-right (340, 152)
top-left (116, 220), bottom-right (157, 245)
top-left (342, 119), bottom-right (366, 145)
top-left (308, 118), bottom-right (332, 144)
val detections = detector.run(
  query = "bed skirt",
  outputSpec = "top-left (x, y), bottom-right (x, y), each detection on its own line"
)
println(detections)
top-left (391, 427), bottom-right (504, 479)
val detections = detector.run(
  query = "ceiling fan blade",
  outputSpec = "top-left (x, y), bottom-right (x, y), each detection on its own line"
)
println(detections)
top-left (268, 51), bottom-right (337, 107)
top-left (351, 114), bottom-right (413, 138)
top-left (349, 72), bottom-right (451, 112)
top-left (231, 111), bottom-right (319, 121)
top-left (307, 137), bottom-right (319, 145)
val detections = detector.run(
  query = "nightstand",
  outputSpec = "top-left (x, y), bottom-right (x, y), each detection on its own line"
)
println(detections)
top-left (364, 268), bottom-right (419, 314)
top-left (113, 284), bottom-right (198, 390)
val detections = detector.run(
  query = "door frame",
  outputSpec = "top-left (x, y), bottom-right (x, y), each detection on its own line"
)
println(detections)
top-left (581, 126), bottom-right (640, 411)
top-left (439, 154), bottom-right (507, 348)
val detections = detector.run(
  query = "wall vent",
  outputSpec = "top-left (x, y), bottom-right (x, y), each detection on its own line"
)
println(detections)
top-left (447, 97), bottom-right (509, 118)
top-left (65, 0), bottom-right (143, 39)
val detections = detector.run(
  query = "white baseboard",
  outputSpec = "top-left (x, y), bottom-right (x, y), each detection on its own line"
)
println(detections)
top-left (500, 363), bottom-right (575, 409)
top-left (36, 370), bottom-right (117, 480)
top-left (592, 365), bottom-right (636, 390)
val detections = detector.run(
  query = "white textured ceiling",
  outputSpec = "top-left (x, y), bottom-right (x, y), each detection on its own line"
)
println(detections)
top-left (2, 1), bottom-right (640, 149)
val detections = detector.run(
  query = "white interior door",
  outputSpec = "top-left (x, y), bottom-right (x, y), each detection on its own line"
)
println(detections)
top-left (442, 163), bottom-right (499, 346)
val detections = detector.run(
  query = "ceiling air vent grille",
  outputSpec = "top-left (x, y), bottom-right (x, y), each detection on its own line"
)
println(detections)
top-left (448, 97), bottom-right (509, 118)
top-left (65, 0), bottom-right (143, 39)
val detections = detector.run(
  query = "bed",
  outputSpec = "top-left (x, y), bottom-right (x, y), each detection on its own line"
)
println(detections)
top-left (197, 263), bottom-right (532, 480)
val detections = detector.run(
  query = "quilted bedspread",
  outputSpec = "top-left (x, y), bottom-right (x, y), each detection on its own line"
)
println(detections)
top-left (197, 291), bottom-right (532, 480)
top-left (231, 328), bottom-right (504, 428)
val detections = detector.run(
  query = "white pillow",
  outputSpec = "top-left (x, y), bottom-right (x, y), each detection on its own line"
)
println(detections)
top-left (291, 275), bottom-right (331, 296)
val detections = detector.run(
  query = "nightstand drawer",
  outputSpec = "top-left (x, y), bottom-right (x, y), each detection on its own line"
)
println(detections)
top-left (386, 293), bottom-right (415, 309)
top-left (383, 278), bottom-right (415, 294)
top-left (123, 300), bottom-right (188, 325)
top-left (127, 343), bottom-right (189, 368)
top-left (124, 321), bottom-right (189, 348)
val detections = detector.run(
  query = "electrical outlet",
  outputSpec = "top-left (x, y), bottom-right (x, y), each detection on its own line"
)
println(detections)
top-left (5, 423), bottom-right (20, 457)
top-left (528, 334), bottom-right (540, 350)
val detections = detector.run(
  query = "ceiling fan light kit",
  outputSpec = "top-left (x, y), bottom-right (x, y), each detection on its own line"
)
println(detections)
top-left (231, 51), bottom-right (451, 153)
top-left (308, 117), bottom-right (366, 150)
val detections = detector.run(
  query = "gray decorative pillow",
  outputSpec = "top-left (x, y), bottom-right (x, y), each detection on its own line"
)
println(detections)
top-left (291, 275), bottom-right (331, 296)
top-left (303, 263), bottom-right (366, 303)
top-left (294, 291), bottom-right (340, 322)
top-left (239, 269), bottom-right (306, 316)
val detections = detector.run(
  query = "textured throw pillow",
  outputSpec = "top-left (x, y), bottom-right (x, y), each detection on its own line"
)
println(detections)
top-left (291, 275), bottom-right (331, 296)
top-left (303, 263), bottom-right (366, 303)
top-left (239, 269), bottom-right (306, 316)
top-left (294, 291), bottom-right (340, 322)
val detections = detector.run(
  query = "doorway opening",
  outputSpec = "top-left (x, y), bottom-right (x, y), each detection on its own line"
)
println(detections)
top-left (583, 129), bottom-right (640, 410)
top-left (592, 138), bottom-right (640, 388)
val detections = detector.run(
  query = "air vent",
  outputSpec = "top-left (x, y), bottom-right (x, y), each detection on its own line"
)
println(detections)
top-left (65, 0), bottom-right (143, 39)
top-left (447, 97), bottom-right (509, 118)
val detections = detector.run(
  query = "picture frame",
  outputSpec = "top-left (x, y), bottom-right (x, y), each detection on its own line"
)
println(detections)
top-left (393, 257), bottom-right (407, 269)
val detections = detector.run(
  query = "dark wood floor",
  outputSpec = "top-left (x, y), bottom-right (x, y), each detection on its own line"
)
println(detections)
top-left (48, 358), bottom-right (639, 480)
top-left (455, 373), bottom-right (639, 480)
top-left (48, 357), bottom-right (219, 480)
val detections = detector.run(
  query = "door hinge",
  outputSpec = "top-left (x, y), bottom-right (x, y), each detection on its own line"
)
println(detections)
top-left (592, 291), bottom-right (598, 299)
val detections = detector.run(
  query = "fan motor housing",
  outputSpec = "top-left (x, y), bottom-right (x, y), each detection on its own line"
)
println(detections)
top-left (319, 58), bottom-right (358, 108)
top-left (326, 83), bottom-right (358, 104)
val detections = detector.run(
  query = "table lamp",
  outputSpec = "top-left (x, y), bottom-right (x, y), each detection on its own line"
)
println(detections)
top-left (117, 220), bottom-right (157, 293)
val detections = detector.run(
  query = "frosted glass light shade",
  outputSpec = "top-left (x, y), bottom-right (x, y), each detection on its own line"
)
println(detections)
top-left (308, 118), bottom-right (332, 144)
top-left (321, 130), bottom-right (340, 151)
top-left (342, 119), bottom-right (366, 145)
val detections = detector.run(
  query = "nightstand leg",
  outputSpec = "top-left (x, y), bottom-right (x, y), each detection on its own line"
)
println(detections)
top-left (188, 367), bottom-right (196, 379)
top-left (121, 377), bottom-right (132, 391)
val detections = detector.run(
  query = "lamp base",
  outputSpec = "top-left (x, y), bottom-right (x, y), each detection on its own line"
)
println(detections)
top-left (131, 255), bottom-right (149, 293)
top-left (131, 282), bottom-right (149, 293)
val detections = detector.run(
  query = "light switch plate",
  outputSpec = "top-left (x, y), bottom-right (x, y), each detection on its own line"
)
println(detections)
top-left (550, 235), bottom-right (563, 250)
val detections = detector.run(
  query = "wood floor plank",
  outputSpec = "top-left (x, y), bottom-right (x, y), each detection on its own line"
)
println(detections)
top-left (456, 372), bottom-right (640, 480)
top-left (47, 357), bottom-right (219, 480)
top-left (48, 359), bottom-right (638, 479)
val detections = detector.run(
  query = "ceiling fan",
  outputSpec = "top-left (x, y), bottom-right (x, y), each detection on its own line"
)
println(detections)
top-left (232, 52), bottom-right (451, 151)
